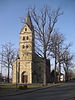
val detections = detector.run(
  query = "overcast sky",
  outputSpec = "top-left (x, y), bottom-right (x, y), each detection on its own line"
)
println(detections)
top-left (0, 0), bottom-right (75, 74)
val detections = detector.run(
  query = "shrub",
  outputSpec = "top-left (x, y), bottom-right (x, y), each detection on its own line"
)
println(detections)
top-left (18, 85), bottom-right (27, 90)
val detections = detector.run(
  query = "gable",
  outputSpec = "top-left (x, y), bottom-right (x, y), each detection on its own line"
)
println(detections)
top-left (20, 24), bottom-right (32, 34)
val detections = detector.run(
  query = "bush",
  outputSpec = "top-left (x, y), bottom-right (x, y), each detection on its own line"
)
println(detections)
top-left (19, 85), bottom-right (27, 90)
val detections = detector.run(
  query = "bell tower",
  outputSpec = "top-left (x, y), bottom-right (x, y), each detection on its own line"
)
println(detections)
top-left (19, 12), bottom-right (34, 84)
top-left (12, 12), bottom-right (50, 84)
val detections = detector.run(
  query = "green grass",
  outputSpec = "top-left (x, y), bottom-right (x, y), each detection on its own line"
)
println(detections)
top-left (28, 84), bottom-right (43, 88)
top-left (0, 83), bottom-right (43, 95)
top-left (0, 83), bottom-right (18, 95)
top-left (0, 88), bottom-right (18, 95)
top-left (0, 82), bottom-right (64, 95)
top-left (0, 83), bottom-right (17, 88)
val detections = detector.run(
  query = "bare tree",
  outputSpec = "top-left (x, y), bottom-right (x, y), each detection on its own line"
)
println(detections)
top-left (50, 30), bottom-right (64, 82)
top-left (68, 69), bottom-right (74, 80)
top-left (30, 6), bottom-right (63, 85)
top-left (0, 42), bottom-right (16, 83)
top-left (62, 49), bottom-right (74, 81)
top-left (50, 31), bottom-right (74, 83)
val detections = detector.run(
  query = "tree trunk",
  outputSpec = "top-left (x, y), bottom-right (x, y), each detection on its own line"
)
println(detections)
top-left (8, 64), bottom-right (10, 83)
top-left (54, 56), bottom-right (57, 83)
top-left (43, 61), bottom-right (46, 85)
top-left (58, 61), bottom-right (61, 82)
top-left (43, 52), bottom-right (47, 86)
top-left (65, 66), bottom-right (69, 82)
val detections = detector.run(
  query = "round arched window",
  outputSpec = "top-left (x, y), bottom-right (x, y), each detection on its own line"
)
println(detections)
top-left (26, 36), bottom-right (29, 40)
top-left (22, 45), bottom-right (25, 49)
top-left (23, 36), bottom-right (25, 40)
top-left (26, 45), bottom-right (28, 48)
top-left (25, 28), bottom-right (27, 31)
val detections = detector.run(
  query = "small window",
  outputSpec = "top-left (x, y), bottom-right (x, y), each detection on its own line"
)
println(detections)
top-left (26, 36), bottom-right (29, 40)
top-left (22, 45), bottom-right (25, 49)
top-left (23, 36), bottom-right (25, 40)
top-left (26, 45), bottom-right (28, 48)
top-left (25, 28), bottom-right (27, 31)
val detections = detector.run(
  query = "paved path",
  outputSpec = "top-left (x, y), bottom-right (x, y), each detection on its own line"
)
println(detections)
top-left (0, 82), bottom-right (75, 100)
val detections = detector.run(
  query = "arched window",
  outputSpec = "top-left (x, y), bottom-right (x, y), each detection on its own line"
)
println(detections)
top-left (23, 36), bottom-right (25, 40)
top-left (25, 28), bottom-right (27, 31)
top-left (26, 36), bottom-right (29, 40)
top-left (26, 45), bottom-right (28, 49)
top-left (22, 45), bottom-right (25, 49)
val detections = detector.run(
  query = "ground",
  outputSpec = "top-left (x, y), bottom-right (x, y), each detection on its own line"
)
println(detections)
top-left (0, 81), bottom-right (75, 100)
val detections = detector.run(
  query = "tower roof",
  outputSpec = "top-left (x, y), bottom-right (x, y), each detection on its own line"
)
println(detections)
top-left (25, 12), bottom-right (33, 31)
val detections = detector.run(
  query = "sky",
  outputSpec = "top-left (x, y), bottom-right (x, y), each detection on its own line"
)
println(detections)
top-left (0, 0), bottom-right (75, 75)
top-left (0, 0), bottom-right (75, 50)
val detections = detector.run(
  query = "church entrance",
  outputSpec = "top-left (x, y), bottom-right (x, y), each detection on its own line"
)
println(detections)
top-left (21, 72), bottom-right (28, 83)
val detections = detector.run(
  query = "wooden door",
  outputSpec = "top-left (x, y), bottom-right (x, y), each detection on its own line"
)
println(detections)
top-left (22, 75), bottom-right (28, 83)
top-left (24, 75), bottom-right (28, 83)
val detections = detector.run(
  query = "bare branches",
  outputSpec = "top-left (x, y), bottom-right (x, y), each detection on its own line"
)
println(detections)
top-left (30, 6), bottom-right (62, 59)
top-left (29, 6), bottom-right (63, 85)
top-left (0, 42), bottom-right (17, 82)
top-left (48, 8), bottom-right (63, 34)
top-left (1, 43), bottom-right (16, 67)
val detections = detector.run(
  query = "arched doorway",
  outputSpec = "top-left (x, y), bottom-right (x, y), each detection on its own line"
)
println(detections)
top-left (21, 71), bottom-right (28, 83)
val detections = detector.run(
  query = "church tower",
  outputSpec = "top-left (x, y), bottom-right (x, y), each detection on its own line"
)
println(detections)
top-left (19, 13), bottom-right (34, 84)
top-left (12, 12), bottom-right (50, 84)
top-left (12, 12), bottom-right (34, 84)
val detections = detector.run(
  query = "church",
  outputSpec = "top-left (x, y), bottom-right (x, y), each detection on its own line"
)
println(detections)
top-left (12, 13), bottom-right (50, 84)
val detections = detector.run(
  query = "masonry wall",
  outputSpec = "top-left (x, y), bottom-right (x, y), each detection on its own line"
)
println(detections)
top-left (12, 61), bottom-right (16, 83)
top-left (32, 54), bottom-right (50, 83)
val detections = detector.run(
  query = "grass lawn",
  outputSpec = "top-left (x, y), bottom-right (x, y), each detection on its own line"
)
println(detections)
top-left (0, 88), bottom-right (18, 95)
top-left (0, 83), bottom-right (18, 95)
top-left (0, 83), bottom-right (43, 95)
top-left (0, 82), bottom-right (63, 96)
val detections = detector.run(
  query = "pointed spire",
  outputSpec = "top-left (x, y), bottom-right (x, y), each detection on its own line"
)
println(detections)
top-left (25, 11), bottom-right (33, 31)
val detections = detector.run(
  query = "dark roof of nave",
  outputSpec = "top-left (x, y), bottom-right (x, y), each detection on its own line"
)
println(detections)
top-left (33, 53), bottom-right (50, 68)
